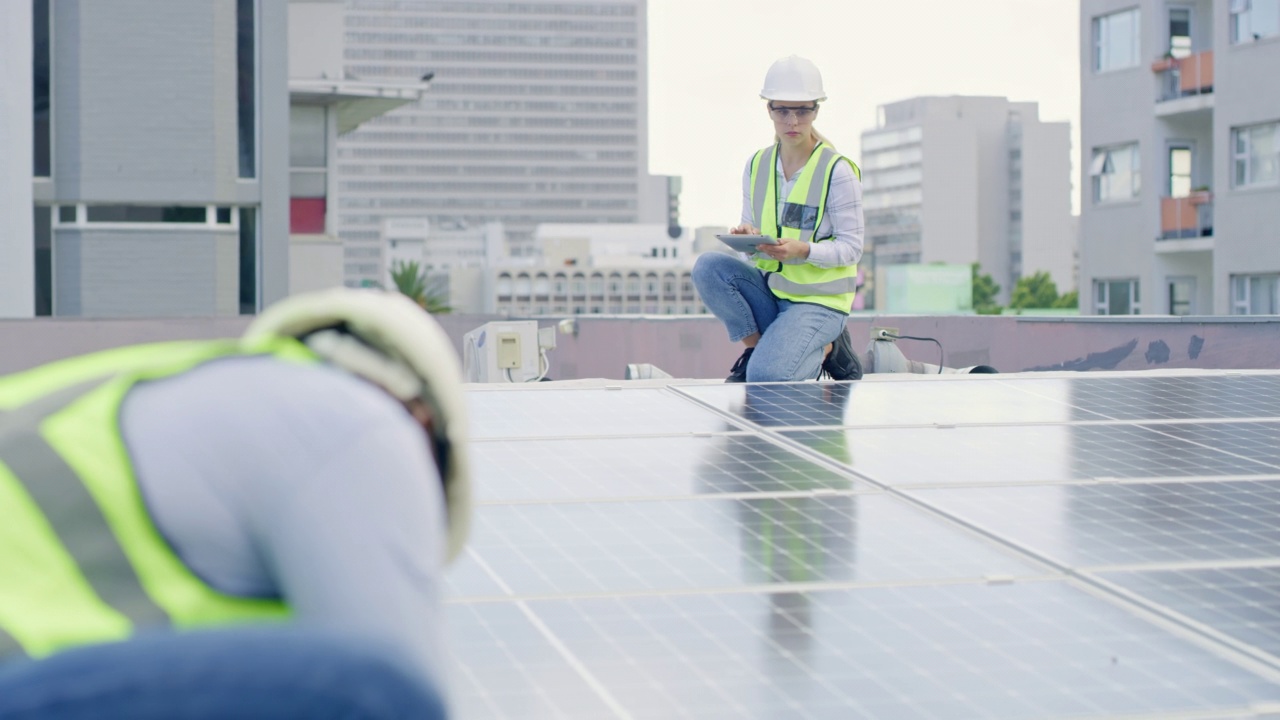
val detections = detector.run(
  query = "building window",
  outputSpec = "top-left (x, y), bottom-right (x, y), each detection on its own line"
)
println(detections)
top-left (1094, 279), bottom-right (1140, 315)
top-left (1231, 0), bottom-right (1280, 44)
top-left (1168, 277), bottom-right (1195, 315)
top-left (1232, 274), bottom-right (1280, 314)
top-left (1168, 8), bottom-right (1192, 58)
top-left (290, 106), bottom-right (327, 234)
top-left (34, 205), bottom-right (51, 316)
top-left (1093, 8), bottom-right (1141, 73)
top-left (1090, 143), bottom-right (1141, 203)
top-left (1233, 122), bottom-right (1279, 188)
top-left (239, 208), bottom-right (257, 314)
top-left (84, 206), bottom-right (207, 223)
top-left (237, 0), bottom-right (256, 178)
top-left (32, 0), bottom-right (50, 177)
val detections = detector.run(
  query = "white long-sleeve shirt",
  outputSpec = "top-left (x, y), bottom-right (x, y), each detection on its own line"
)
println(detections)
top-left (121, 356), bottom-right (448, 687)
top-left (740, 150), bottom-right (865, 268)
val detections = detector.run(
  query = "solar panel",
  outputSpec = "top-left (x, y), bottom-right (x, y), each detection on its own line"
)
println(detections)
top-left (470, 434), bottom-right (875, 502)
top-left (467, 387), bottom-right (733, 439)
top-left (447, 370), bottom-right (1280, 718)
top-left (1139, 422), bottom-right (1280, 470)
top-left (460, 494), bottom-right (1045, 598)
top-left (1006, 373), bottom-right (1280, 422)
top-left (778, 423), bottom-right (1280, 488)
top-left (675, 378), bottom-right (1110, 429)
top-left (908, 481), bottom-right (1280, 569)
top-left (449, 582), bottom-right (1280, 720)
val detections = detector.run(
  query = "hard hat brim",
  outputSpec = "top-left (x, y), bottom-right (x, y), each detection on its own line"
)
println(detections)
top-left (761, 92), bottom-right (827, 103)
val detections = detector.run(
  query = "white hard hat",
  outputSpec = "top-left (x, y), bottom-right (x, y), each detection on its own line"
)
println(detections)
top-left (760, 55), bottom-right (826, 103)
top-left (244, 288), bottom-right (473, 562)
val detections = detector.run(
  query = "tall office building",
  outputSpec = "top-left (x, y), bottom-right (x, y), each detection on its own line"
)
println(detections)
top-left (860, 96), bottom-right (1074, 308)
top-left (336, 0), bottom-right (669, 287)
top-left (1080, 0), bottom-right (1280, 315)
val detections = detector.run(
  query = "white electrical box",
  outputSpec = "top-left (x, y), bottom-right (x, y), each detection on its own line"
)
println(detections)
top-left (495, 333), bottom-right (522, 369)
top-left (462, 321), bottom-right (544, 383)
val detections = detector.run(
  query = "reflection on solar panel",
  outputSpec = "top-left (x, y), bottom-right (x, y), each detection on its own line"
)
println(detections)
top-left (449, 371), bottom-right (1280, 718)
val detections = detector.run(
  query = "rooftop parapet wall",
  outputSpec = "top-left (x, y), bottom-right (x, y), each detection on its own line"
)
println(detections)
top-left (1, 314), bottom-right (1277, 379)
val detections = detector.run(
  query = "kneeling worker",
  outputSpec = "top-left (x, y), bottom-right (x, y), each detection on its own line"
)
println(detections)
top-left (694, 55), bottom-right (864, 383)
top-left (0, 289), bottom-right (470, 719)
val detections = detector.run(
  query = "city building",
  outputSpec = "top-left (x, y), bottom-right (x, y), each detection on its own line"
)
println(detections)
top-left (381, 217), bottom-right (506, 313)
top-left (335, 0), bottom-right (675, 287)
top-left (383, 219), bottom-right (703, 315)
top-left (287, 0), bottom-right (429, 295)
top-left (0, 0), bottom-right (425, 319)
top-left (860, 96), bottom-right (1075, 308)
top-left (1080, 0), bottom-right (1280, 315)
top-left (2, 0), bottom-right (292, 318)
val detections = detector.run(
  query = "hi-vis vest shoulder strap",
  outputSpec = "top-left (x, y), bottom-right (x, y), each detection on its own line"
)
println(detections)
top-left (749, 142), bottom-right (862, 314)
top-left (0, 337), bottom-right (317, 661)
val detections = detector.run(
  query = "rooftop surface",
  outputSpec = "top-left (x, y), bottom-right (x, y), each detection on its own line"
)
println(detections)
top-left (446, 369), bottom-right (1280, 719)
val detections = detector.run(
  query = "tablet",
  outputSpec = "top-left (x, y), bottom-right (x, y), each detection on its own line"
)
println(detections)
top-left (716, 234), bottom-right (780, 253)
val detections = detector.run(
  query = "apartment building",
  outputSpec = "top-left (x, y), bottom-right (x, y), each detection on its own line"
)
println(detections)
top-left (336, 0), bottom-right (673, 287)
top-left (860, 96), bottom-right (1074, 308)
top-left (1081, 0), bottom-right (1280, 315)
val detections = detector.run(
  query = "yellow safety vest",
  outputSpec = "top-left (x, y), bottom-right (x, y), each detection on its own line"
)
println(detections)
top-left (750, 141), bottom-right (862, 313)
top-left (0, 336), bottom-right (320, 662)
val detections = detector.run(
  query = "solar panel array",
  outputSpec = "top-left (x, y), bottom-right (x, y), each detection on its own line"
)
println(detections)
top-left (449, 371), bottom-right (1280, 719)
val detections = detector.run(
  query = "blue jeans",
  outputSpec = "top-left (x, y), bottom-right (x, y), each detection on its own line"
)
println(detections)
top-left (0, 629), bottom-right (446, 720)
top-left (693, 253), bottom-right (847, 382)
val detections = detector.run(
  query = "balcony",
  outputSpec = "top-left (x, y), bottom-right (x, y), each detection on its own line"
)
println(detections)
top-left (1152, 51), bottom-right (1214, 117)
top-left (1158, 192), bottom-right (1214, 251)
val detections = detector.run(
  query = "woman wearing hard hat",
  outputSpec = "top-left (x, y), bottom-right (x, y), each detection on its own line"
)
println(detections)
top-left (693, 55), bottom-right (864, 383)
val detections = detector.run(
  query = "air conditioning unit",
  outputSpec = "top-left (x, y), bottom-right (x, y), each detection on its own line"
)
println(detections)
top-left (462, 320), bottom-right (554, 383)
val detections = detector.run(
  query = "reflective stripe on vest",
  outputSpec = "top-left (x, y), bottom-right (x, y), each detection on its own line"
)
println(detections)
top-left (749, 142), bottom-right (861, 313)
top-left (0, 338), bottom-right (312, 660)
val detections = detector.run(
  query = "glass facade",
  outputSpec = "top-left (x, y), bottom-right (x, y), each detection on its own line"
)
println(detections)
top-left (1094, 279), bottom-right (1140, 315)
top-left (236, 0), bottom-right (256, 179)
top-left (1231, 0), bottom-right (1280, 44)
top-left (1091, 143), bottom-right (1141, 203)
top-left (1233, 122), bottom-right (1279, 188)
top-left (32, 0), bottom-right (50, 177)
top-left (1232, 274), bottom-right (1280, 315)
top-left (337, 1), bottom-right (648, 286)
top-left (1093, 8), bottom-right (1141, 73)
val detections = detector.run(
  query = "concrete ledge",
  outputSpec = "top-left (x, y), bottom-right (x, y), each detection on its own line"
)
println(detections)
top-left (3, 313), bottom-right (1279, 379)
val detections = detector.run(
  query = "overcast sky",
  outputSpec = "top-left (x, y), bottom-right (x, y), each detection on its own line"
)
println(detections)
top-left (646, 0), bottom-right (1082, 228)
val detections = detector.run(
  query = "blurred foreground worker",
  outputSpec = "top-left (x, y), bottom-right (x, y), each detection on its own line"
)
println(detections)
top-left (694, 55), bottom-right (865, 383)
top-left (0, 289), bottom-right (471, 719)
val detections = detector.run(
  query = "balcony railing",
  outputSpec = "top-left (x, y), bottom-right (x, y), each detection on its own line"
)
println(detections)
top-left (1160, 192), bottom-right (1213, 240)
top-left (1152, 50), bottom-right (1214, 102)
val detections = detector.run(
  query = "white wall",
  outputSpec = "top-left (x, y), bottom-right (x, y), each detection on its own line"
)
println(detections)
top-left (1022, 121), bottom-right (1076, 292)
top-left (289, 234), bottom-right (345, 295)
top-left (0, 1), bottom-right (35, 318)
top-left (288, 1), bottom-right (344, 80)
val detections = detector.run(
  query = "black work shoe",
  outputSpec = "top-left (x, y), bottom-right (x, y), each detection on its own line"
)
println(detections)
top-left (726, 347), bottom-right (754, 383)
top-left (821, 326), bottom-right (863, 381)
